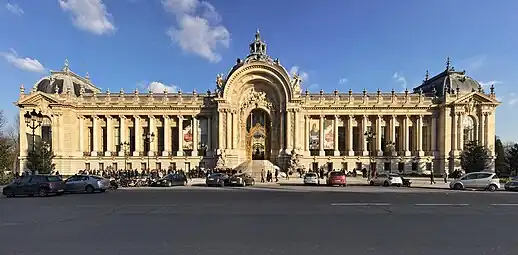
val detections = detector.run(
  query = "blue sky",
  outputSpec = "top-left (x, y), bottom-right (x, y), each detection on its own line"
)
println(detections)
top-left (1, 0), bottom-right (517, 142)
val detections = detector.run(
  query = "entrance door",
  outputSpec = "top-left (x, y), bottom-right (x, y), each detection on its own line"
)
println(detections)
top-left (246, 109), bottom-right (271, 160)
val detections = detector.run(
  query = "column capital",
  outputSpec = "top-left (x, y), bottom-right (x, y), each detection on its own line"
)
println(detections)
top-left (319, 114), bottom-right (325, 119)
top-left (134, 115), bottom-right (141, 120)
top-left (348, 114), bottom-right (355, 119)
top-left (119, 115), bottom-right (126, 119)
top-left (377, 114), bottom-right (383, 119)
top-left (333, 114), bottom-right (339, 119)
top-left (177, 115), bottom-right (184, 120)
top-left (392, 114), bottom-right (397, 119)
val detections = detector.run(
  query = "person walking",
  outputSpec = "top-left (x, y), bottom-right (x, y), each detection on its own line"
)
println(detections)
top-left (430, 172), bottom-right (436, 184)
top-left (261, 169), bottom-right (265, 183)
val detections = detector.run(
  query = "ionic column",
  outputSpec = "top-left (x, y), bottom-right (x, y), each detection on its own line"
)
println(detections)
top-left (59, 115), bottom-right (64, 154)
top-left (207, 116), bottom-right (212, 151)
top-left (478, 112), bottom-right (485, 146)
top-left (376, 115), bottom-right (382, 155)
top-left (280, 111), bottom-right (285, 149)
top-left (78, 116), bottom-right (84, 154)
top-left (319, 115), bottom-right (324, 156)
top-left (403, 115), bottom-right (410, 156)
top-left (119, 116), bottom-right (126, 156)
top-left (362, 115), bottom-right (368, 156)
top-left (133, 116), bottom-right (142, 156)
top-left (333, 115), bottom-right (339, 156)
top-left (304, 115), bottom-right (309, 154)
top-left (149, 116), bottom-right (157, 156)
top-left (417, 115), bottom-right (424, 156)
top-left (51, 115), bottom-right (59, 153)
top-left (177, 115), bottom-right (184, 156)
top-left (483, 113), bottom-right (489, 147)
top-left (232, 111), bottom-right (238, 150)
top-left (92, 116), bottom-right (99, 156)
top-left (430, 114), bottom-right (437, 152)
top-left (451, 112), bottom-right (457, 152)
top-left (347, 115), bottom-right (354, 156)
top-left (218, 110), bottom-right (224, 149)
top-left (106, 116), bottom-right (113, 156)
top-left (163, 116), bottom-right (170, 156)
top-left (458, 113), bottom-right (464, 151)
top-left (226, 111), bottom-right (231, 150)
top-left (294, 110), bottom-right (300, 151)
top-left (192, 116), bottom-right (198, 156)
top-left (286, 110), bottom-right (292, 150)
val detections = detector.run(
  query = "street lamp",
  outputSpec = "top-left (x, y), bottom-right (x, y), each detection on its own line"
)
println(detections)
top-left (120, 141), bottom-right (130, 171)
top-left (24, 109), bottom-right (44, 173)
top-left (385, 141), bottom-right (396, 173)
top-left (364, 128), bottom-right (376, 181)
top-left (142, 132), bottom-right (155, 171)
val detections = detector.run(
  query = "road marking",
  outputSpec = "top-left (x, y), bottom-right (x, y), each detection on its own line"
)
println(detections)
top-left (490, 204), bottom-right (518, 206)
top-left (414, 204), bottom-right (470, 206)
top-left (330, 203), bottom-right (390, 206)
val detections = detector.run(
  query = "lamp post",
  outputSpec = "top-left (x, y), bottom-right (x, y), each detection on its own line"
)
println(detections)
top-left (120, 141), bottom-right (130, 171)
top-left (364, 128), bottom-right (376, 181)
top-left (24, 109), bottom-right (44, 174)
top-left (142, 132), bottom-right (155, 171)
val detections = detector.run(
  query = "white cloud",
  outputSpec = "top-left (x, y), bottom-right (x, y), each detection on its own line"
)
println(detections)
top-left (162, 0), bottom-right (230, 62)
top-left (508, 93), bottom-right (517, 105)
top-left (146, 81), bottom-right (178, 93)
top-left (0, 48), bottom-right (45, 73)
top-left (5, 3), bottom-right (24, 16)
top-left (58, 0), bottom-right (115, 35)
top-left (289, 66), bottom-right (309, 81)
top-left (478, 80), bottom-right (502, 88)
top-left (338, 78), bottom-right (348, 84)
top-left (392, 72), bottom-right (407, 90)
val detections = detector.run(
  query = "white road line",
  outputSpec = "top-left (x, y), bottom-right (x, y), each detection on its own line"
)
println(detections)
top-left (414, 204), bottom-right (470, 206)
top-left (330, 203), bottom-right (390, 206)
top-left (490, 204), bottom-right (518, 206)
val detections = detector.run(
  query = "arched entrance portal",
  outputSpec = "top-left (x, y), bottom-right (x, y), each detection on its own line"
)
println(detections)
top-left (246, 109), bottom-right (271, 160)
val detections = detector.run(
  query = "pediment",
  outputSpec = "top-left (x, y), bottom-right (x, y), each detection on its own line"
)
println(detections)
top-left (17, 92), bottom-right (61, 107)
top-left (452, 92), bottom-right (499, 105)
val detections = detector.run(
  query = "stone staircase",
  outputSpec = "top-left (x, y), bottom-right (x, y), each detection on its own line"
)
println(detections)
top-left (233, 160), bottom-right (279, 179)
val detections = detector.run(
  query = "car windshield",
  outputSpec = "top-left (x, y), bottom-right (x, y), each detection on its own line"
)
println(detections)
top-left (209, 173), bottom-right (223, 178)
top-left (90, 176), bottom-right (103, 180)
top-left (389, 174), bottom-right (400, 177)
top-left (330, 172), bottom-right (344, 177)
top-left (46, 176), bottom-right (62, 182)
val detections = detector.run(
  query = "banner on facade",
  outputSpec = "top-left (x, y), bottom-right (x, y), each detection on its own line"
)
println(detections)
top-left (183, 120), bottom-right (193, 150)
top-left (309, 119), bottom-right (319, 150)
top-left (199, 118), bottom-right (208, 149)
top-left (323, 119), bottom-right (334, 150)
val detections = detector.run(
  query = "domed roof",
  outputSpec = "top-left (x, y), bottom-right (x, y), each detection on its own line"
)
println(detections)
top-left (33, 59), bottom-right (100, 97)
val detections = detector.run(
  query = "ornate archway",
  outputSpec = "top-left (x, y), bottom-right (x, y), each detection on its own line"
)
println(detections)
top-left (245, 109), bottom-right (271, 160)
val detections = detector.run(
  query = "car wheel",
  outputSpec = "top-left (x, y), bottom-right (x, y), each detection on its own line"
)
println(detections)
top-left (56, 191), bottom-right (64, 196)
top-left (396, 184), bottom-right (401, 187)
top-left (383, 181), bottom-right (389, 187)
top-left (369, 181), bottom-right (374, 186)
top-left (487, 184), bottom-right (498, 192)
top-left (219, 180), bottom-right (225, 187)
top-left (167, 181), bottom-right (172, 187)
top-left (85, 185), bottom-right (95, 194)
top-left (453, 183), bottom-right (462, 190)
top-left (100, 189), bottom-right (106, 193)
top-left (242, 181), bottom-right (246, 187)
top-left (38, 188), bottom-right (48, 197)
top-left (4, 190), bottom-right (15, 197)
top-left (183, 180), bottom-right (188, 186)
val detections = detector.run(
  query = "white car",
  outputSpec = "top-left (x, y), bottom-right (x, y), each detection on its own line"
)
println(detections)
top-left (303, 172), bottom-right (320, 185)
top-left (449, 172), bottom-right (500, 191)
top-left (369, 173), bottom-right (403, 187)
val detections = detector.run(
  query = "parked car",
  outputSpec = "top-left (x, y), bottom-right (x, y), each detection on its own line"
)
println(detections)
top-left (154, 173), bottom-right (188, 187)
top-left (206, 173), bottom-right (230, 187)
top-left (3, 175), bottom-right (65, 197)
top-left (504, 177), bottom-right (518, 191)
top-left (303, 172), bottom-right (320, 185)
top-left (449, 172), bottom-right (500, 191)
top-left (369, 173), bottom-right (403, 187)
top-left (229, 173), bottom-right (255, 187)
top-left (326, 171), bottom-right (346, 186)
top-left (65, 175), bottom-right (110, 193)
top-left (401, 176), bottom-right (412, 187)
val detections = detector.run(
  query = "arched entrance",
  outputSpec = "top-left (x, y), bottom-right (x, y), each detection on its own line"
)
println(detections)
top-left (245, 108), bottom-right (271, 160)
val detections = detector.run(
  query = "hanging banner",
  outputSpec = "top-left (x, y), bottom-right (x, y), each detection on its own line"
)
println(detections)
top-left (309, 119), bottom-right (319, 150)
top-left (183, 120), bottom-right (193, 150)
top-left (323, 119), bottom-right (334, 150)
top-left (199, 118), bottom-right (208, 149)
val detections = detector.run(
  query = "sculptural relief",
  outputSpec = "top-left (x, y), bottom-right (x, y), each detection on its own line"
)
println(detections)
top-left (291, 72), bottom-right (302, 95)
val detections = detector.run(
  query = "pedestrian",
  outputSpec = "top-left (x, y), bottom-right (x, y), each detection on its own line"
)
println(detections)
top-left (261, 169), bottom-right (265, 183)
top-left (443, 171), bottom-right (448, 183)
top-left (430, 172), bottom-right (436, 184)
top-left (275, 168), bottom-right (279, 182)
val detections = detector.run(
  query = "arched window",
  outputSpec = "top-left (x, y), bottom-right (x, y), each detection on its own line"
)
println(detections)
top-left (463, 116), bottom-right (476, 144)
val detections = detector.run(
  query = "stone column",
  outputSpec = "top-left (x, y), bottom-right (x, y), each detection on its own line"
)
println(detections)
top-left (192, 116), bottom-right (198, 156)
top-left (78, 116), bottom-right (84, 154)
top-left (376, 115), bottom-right (383, 156)
top-left (19, 111), bottom-right (27, 158)
top-left (163, 116), bottom-right (170, 156)
top-left (294, 110), bottom-right (300, 151)
top-left (280, 111), bottom-right (285, 150)
top-left (226, 111), bottom-right (232, 150)
top-left (232, 111), bottom-right (238, 150)
top-left (105, 116), bottom-right (113, 156)
top-left (333, 115), bottom-right (339, 156)
top-left (417, 115), bottom-right (424, 156)
top-left (362, 115), bottom-right (368, 156)
top-left (347, 115), bottom-right (354, 156)
top-left (286, 110), bottom-right (292, 151)
top-left (119, 116), bottom-right (126, 156)
top-left (217, 110), bottom-right (224, 149)
top-left (177, 115), bottom-right (184, 156)
top-left (483, 113), bottom-right (489, 148)
top-left (133, 116), bottom-right (142, 156)
top-left (92, 116), bottom-right (99, 156)
top-left (451, 112), bottom-right (457, 152)
top-left (319, 115), bottom-right (324, 156)
top-left (207, 116), bottom-right (212, 152)
top-left (149, 116), bottom-right (157, 156)
top-left (51, 115), bottom-right (59, 154)
top-left (430, 114), bottom-right (437, 153)
top-left (403, 115), bottom-right (410, 156)
top-left (458, 113), bottom-right (464, 151)
top-left (479, 112), bottom-right (485, 146)
top-left (390, 115), bottom-right (396, 148)
top-left (59, 114), bottom-right (64, 157)
top-left (304, 115), bottom-right (309, 155)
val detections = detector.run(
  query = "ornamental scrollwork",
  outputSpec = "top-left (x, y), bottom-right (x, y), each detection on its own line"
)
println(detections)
top-left (240, 88), bottom-right (276, 113)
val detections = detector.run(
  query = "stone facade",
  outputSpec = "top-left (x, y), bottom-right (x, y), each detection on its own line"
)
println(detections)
top-left (16, 31), bottom-right (500, 175)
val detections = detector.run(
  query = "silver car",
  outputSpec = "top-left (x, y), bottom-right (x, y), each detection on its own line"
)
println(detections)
top-left (449, 172), bottom-right (500, 191)
top-left (65, 175), bottom-right (111, 193)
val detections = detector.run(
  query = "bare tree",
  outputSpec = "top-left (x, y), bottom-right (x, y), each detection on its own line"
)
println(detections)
top-left (8, 115), bottom-right (20, 173)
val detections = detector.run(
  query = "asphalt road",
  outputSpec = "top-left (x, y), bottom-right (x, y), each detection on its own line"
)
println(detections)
top-left (1, 188), bottom-right (518, 255)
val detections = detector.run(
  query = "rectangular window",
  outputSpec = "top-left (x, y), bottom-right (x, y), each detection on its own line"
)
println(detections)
top-left (384, 162), bottom-right (391, 171)
top-left (42, 125), bottom-right (52, 147)
top-left (85, 163), bottom-right (90, 171)
top-left (129, 127), bottom-right (135, 152)
top-left (395, 126), bottom-right (400, 151)
top-left (112, 162), bottom-right (118, 171)
top-left (408, 127), bottom-right (414, 152)
top-left (412, 162), bottom-right (418, 171)
top-left (398, 162), bottom-right (405, 172)
top-left (99, 163), bottom-right (104, 171)
top-left (158, 127), bottom-right (164, 153)
top-left (342, 162), bottom-right (347, 171)
top-left (88, 127), bottom-right (93, 152)
top-left (102, 127), bottom-right (107, 152)
top-left (426, 162), bottom-right (432, 171)
top-left (338, 126), bottom-right (345, 153)
top-left (156, 162), bottom-right (161, 170)
top-left (143, 127), bottom-right (150, 152)
top-left (353, 127), bottom-right (359, 152)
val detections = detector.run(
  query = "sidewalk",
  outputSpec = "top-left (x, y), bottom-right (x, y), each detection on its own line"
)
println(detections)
top-left (272, 176), bottom-right (450, 189)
